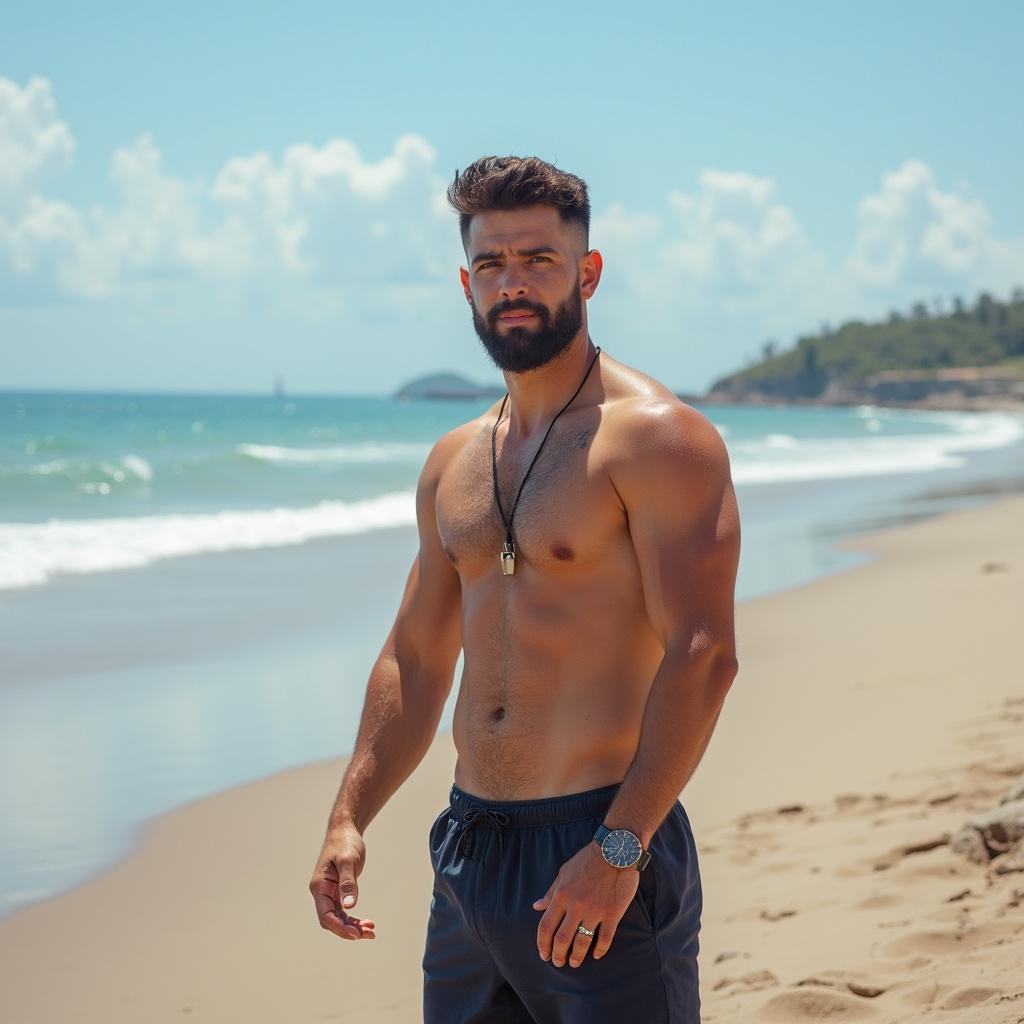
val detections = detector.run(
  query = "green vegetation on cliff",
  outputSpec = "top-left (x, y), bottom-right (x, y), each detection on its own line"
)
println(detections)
top-left (710, 287), bottom-right (1024, 400)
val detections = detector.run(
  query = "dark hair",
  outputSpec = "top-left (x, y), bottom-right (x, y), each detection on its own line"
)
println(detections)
top-left (447, 155), bottom-right (590, 247)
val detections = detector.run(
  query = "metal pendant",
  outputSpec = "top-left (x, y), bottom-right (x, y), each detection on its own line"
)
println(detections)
top-left (500, 539), bottom-right (516, 575)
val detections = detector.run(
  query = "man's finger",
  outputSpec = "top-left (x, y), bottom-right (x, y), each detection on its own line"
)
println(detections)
top-left (550, 910), bottom-right (586, 968)
top-left (568, 922), bottom-right (596, 968)
top-left (535, 901), bottom-right (565, 961)
top-left (312, 890), bottom-right (373, 940)
top-left (312, 891), bottom-right (354, 938)
top-left (591, 920), bottom-right (616, 960)
top-left (338, 870), bottom-right (359, 909)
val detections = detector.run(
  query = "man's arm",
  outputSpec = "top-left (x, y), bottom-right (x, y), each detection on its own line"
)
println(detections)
top-left (310, 425), bottom-right (465, 940)
top-left (600, 399), bottom-right (740, 848)
top-left (532, 398), bottom-right (740, 966)
top-left (325, 428), bottom-right (465, 835)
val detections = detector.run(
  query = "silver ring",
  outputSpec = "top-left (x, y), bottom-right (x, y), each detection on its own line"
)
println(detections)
top-left (576, 924), bottom-right (595, 937)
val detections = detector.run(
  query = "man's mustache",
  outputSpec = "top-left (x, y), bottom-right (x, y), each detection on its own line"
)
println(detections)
top-left (488, 299), bottom-right (549, 322)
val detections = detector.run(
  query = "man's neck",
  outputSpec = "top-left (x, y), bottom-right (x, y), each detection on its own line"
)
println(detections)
top-left (501, 335), bottom-right (599, 438)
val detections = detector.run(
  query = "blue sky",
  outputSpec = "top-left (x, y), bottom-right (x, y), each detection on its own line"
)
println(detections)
top-left (2, 1), bottom-right (1022, 395)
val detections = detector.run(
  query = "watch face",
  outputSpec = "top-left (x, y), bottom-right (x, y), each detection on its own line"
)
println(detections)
top-left (601, 828), bottom-right (642, 868)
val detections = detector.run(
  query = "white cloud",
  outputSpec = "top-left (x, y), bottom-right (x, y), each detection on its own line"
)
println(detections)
top-left (0, 75), bottom-right (457, 307)
top-left (2, 73), bottom-right (1023, 392)
top-left (662, 169), bottom-right (824, 296)
top-left (847, 158), bottom-right (1024, 293)
top-left (0, 75), bottom-right (74, 202)
top-left (592, 167), bottom-right (829, 323)
top-left (209, 132), bottom-right (452, 285)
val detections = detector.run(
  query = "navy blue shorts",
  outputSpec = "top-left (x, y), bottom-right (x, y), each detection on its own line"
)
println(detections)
top-left (422, 780), bottom-right (703, 1022)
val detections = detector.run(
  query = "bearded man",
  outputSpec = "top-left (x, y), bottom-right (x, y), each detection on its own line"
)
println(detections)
top-left (310, 154), bottom-right (741, 1023)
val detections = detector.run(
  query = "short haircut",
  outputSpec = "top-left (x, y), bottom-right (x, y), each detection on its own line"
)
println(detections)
top-left (447, 155), bottom-right (590, 249)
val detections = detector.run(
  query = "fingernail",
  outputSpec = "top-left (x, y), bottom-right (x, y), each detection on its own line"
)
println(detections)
top-left (343, 895), bottom-right (355, 907)
top-left (539, 951), bottom-right (548, 960)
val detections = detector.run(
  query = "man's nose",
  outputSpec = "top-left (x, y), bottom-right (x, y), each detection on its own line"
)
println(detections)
top-left (498, 266), bottom-right (528, 299)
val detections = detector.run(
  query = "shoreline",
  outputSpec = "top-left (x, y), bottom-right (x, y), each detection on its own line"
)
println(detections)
top-left (0, 447), bottom-right (1018, 923)
top-left (0, 464), bottom-right (1018, 920)
top-left (1, 491), bottom-right (1022, 1019)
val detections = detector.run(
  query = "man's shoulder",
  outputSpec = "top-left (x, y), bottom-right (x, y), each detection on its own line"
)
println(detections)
top-left (603, 388), bottom-right (727, 469)
top-left (601, 385), bottom-right (733, 519)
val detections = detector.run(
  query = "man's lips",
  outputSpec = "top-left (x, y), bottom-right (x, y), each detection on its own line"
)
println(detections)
top-left (498, 312), bottom-right (536, 321)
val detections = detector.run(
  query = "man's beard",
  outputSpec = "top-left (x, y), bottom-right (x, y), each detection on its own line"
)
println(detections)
top-left (470, 275), bottom-right (583, 373)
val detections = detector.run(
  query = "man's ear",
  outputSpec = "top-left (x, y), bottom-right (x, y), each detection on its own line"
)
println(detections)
top-left (580, 249), bottom-right (603, 300)
top-left (459, 266), bottom-right (473, 305)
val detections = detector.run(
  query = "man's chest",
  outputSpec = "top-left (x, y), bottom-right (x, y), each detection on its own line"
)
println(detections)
top-left (435, 418), bottom-right (629, 579)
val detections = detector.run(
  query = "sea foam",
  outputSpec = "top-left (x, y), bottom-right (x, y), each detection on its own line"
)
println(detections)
top-left (730, 411), bottom-right (1024, 485)
top-left (0, 490), bottom-right (416, 591)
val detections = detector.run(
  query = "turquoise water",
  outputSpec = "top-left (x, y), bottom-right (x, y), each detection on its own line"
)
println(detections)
top-left (3, 390), bottom-right (1023, 591)
top-left (1, 389), bottom-right (1024, 920)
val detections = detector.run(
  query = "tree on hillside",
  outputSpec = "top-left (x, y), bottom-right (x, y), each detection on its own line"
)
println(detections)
top-left (797, 338), bottom-right (827, 397)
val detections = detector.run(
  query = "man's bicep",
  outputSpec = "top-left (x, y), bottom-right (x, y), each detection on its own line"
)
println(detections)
top-left (612, 403), bottom-right (740, 658)
top-left (388, 435), bottom-right (463, 683)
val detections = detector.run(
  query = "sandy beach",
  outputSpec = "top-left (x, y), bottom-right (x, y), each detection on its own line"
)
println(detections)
top-left (1, 493), bottom-right (1022, 1022)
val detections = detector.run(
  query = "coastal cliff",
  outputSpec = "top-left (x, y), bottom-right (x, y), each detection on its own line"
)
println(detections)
top-left (705, 288), bottom-right (1024, 410)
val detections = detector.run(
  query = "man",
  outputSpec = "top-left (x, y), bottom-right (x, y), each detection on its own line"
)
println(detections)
top-left (309, 155), bottom-right (741, 1022)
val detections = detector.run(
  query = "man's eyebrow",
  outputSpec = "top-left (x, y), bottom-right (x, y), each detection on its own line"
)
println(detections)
top-left (470, 246), bottom-right (560, 266)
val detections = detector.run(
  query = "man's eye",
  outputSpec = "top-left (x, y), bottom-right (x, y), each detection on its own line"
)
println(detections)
top-left (477, 261), bottom-right (498, 270)
top-left (529, 256), bottom-right (551, 263)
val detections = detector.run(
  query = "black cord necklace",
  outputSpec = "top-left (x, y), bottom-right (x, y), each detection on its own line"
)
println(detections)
top-left (490, 344), bottom-right (602, 576)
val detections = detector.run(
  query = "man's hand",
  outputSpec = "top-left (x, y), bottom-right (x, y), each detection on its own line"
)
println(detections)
top-left (532, 842), bottom-right (639, 967)
top-left (309, 824), bottom-right (377, 941)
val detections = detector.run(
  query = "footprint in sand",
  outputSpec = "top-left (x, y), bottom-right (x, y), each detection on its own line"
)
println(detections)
top-left (938, 986), bottom-right (1004, 1010)
top-left (711, 969), bottom-right (779, 994)
top-left (754, 987), bottom-right (878, 1021)
top-left (794, 969), bottom-right (888, 999)
top-left (879, 919), bottom-right (1021, 958)
top-left (900, 981), bottom-right (1005, 1012)
top-left (898, 980), bottom-right (948, 1009)
top-left (851, 891), bottom-right (903, 910)
top-left (759, 908), bottom-right (797, 922)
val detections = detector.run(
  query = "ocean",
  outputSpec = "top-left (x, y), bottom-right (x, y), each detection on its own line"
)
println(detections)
top-left (2, 389), bottom-right (1023, 919)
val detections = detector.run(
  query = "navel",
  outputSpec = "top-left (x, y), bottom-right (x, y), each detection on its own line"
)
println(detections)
top-left (490, 706), bottom-right (506, 722)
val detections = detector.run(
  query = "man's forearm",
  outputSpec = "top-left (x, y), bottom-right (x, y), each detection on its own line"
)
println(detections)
top-left (327, 650), bottom-right (452, 835)
top-left (602, 643), bottom-right (737, 847)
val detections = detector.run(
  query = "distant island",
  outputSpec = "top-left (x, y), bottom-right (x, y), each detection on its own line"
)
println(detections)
top-left (705, 287), bottom-right (1024, 411)
top-left (394, 372), bottom-right (505, 401)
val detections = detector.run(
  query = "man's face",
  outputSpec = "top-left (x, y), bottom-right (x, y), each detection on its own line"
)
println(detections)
top-left (459, 206), bottom-right (598, 374)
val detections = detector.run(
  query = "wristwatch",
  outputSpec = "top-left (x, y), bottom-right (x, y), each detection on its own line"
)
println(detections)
top-left (593, 823), bottom-right (652, 871)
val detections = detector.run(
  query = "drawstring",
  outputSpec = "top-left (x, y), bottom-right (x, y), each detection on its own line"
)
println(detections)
top-left (455, 805), bottom-right (511, 861)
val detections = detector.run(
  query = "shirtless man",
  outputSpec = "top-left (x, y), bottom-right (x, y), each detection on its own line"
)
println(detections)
top-left (309, 155), bottom-right (741, 1022)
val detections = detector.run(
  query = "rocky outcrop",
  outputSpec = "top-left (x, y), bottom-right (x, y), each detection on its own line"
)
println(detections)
top-left (950, 777), bottom-right (1024, 871)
